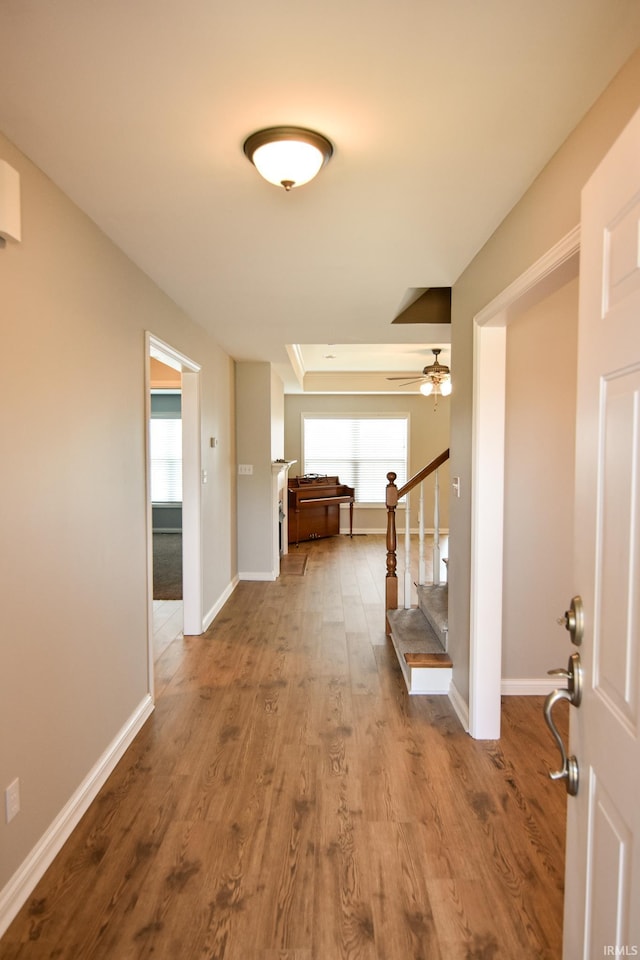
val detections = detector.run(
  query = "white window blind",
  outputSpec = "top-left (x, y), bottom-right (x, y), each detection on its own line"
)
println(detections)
top-left (303, 415), bottom-right (408, 503)
top-left (150, 419), bottom-right (182, 502)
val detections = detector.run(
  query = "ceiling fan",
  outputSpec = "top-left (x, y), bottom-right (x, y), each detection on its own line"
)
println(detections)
top-left (386, 348), bottom-right (452, 398)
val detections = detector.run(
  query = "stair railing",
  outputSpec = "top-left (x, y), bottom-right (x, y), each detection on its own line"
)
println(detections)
top-left (385, 448), bottom-right (450, 627)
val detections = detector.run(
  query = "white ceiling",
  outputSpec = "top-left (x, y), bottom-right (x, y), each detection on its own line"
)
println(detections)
top-left (296, 343), bottom-right (450, 373)
top-left (1, 1), bottom-right (639, 388)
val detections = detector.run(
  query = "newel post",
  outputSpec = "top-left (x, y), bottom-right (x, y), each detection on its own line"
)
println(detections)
top-left (385, 472), bottom-right (399, 632)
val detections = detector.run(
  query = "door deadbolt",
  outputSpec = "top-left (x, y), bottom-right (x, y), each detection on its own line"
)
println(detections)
top-left (557, 595), bottom-right (584, 646)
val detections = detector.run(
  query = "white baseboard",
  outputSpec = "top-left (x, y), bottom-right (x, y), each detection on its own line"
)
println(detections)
top-left (501, 678), bottom-right (558, 696)
top-left (342, 527), bottom-right (388, 535)
top-left (202, 575), bottom-right (239, 631)
top-left (446, 680), bottom-right (555, 740)
top-left (448, 681), bottom-right (470, 732)
top-left (238, 571), bottom-right (277, 581)
top-left (0, 694), bottom-right (154, 939)
top-left (340, 527), bottom-right (450, 536)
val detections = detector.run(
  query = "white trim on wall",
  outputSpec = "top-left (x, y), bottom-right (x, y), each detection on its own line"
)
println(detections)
top-left (469, 323), bottom-right (507, 740)
top-left (0, 696), bottom-right (154, 939)
top-left (146, 334), bottom-right (203, 678)
top-left (449, 681), bottom-right (470, 732)
top-left (468, 226), bottom-right (580, 740)
top-left (340, 526), bottom-right (449, 535)
top-left (202, 576), bottom-right (239, 632)
top-left (501, 678), bottom-right (559, 696)
top-left (181, 369), bottom-right (203, 636)
top-left (239, 570), bottom-right (277, 581)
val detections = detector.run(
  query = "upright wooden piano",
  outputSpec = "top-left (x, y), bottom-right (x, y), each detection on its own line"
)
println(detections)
top-left (287, 475), bottom-right (355, 545)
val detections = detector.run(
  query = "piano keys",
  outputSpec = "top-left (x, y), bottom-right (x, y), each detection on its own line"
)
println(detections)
top-left (287, 475), bottom-right (355, 545)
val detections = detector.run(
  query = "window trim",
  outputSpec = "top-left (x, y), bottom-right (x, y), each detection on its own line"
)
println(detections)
top-left (300, 411), bottom-right (410, 505)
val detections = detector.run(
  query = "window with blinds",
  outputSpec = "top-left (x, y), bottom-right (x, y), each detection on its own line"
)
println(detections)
top-left (302, 415), bottom-right (408, 503)
top-left (150, 391), bottom-right (182, 503)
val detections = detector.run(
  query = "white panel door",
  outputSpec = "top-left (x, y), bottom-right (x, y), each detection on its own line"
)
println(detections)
top-left (562, 107), bottom-right (640, 958)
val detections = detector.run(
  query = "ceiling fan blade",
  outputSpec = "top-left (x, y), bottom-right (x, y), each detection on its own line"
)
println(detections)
top-left (385, 376), bottom-right (425, 385)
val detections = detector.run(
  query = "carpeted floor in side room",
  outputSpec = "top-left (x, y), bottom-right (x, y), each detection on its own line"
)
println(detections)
top-left (153, 532), bottom-right (182, 599)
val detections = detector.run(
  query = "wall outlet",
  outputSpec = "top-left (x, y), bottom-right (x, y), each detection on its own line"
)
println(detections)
top-left (238, 464), bottom-right (253, 475)
top-left (5, 778), bottom-right (20, 823)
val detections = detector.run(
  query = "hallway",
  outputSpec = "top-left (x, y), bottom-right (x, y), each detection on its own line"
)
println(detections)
top-left (0, 535), bottom-right (566, 959)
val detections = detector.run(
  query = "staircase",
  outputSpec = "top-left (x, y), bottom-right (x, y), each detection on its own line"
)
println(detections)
top-left (384, 450), bottom-right (452, 695)
top-left (386, 584), bottom-right (452, 694)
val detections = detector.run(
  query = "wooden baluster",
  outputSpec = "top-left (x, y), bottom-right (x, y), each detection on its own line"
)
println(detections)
top-left (385, 472), bottom-right (398, 632)
top-left (404, 490), bottom-right (411, 609)
top-left (418, 480), bottom-right (426, 586)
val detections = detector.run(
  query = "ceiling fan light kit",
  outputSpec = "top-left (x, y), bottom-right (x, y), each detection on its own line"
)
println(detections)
top-left (243, 126), bottom-right (333, 191)
top-left (387, 348), bottom-right (452, 407)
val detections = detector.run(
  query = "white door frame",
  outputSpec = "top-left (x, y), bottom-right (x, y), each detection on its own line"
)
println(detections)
top-left (146, 333), bottom-right (202, 695)
top-left (468, 226), bottom-right (580, 739)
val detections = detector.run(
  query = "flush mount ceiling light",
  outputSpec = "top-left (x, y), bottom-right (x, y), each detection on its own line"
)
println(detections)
top-left (243, 126), bottom-right (333, 191)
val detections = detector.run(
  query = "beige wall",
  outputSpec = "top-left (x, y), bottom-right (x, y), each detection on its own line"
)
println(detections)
top-left (502, 277), bottom-right (578, 679)
top-left (284, 393), bottom-right (450, 532)
top-left (236, 361), bottom-right (285, 577)
top-left (0, 133), bottom-right (237, 898)
top-left (271, 367), bottom-right (285, 462)
top-left (448, 47), bottom-right (640, 703)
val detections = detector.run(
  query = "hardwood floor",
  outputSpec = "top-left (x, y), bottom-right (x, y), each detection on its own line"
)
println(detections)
top-left (0, 535), bottom-right (567, 960)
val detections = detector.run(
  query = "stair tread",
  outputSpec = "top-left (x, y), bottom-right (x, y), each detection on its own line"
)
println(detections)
top-left (386, 607), bottom-right (452, 695)
top-left (405, 652), bottom-right (453, 668)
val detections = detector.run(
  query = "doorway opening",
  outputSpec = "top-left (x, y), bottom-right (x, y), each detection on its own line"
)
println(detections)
top-left (146, 334), bottom-right (202, 691)
top-left (150, 365), bottom-right (183, 660)
top-left (469, 227), bottom-right (580, 739)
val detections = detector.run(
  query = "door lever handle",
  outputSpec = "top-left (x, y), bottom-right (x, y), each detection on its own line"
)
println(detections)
top-left (547, 651), bottom-right (582, 706)
top-left (543, 652), bottom-right (582, 797)
top-left (543, 688), bottom-right (579, 796)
